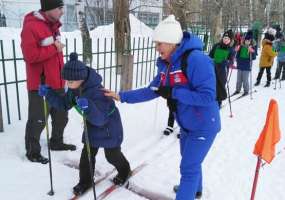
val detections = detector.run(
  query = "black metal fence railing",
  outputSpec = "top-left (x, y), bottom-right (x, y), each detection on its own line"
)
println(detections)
top-left (0, 37), bottom-right (158, 125)
top-left (0, 33), bottom-right (211, 127)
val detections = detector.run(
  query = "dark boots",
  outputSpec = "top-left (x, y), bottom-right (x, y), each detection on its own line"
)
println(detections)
top-left (254, 81), bottom-right (260, 86)
top-left (112, 170), bottom-right (132, 186)
top-left (50, 142), bottom-right (76, 151)
top-left (264, 82), bottom-right (270, 87)
top-left (163, 126), bottom-right (174, 135)
top-left (173, 185), bottom-right (202, 199)
top-left (73, 182), bottom-right (92, 196)
top-left (26, 153), bottom-right (49, 164)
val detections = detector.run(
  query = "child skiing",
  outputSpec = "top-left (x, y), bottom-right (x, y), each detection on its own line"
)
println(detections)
top-left (273, 32), bottom-right (285, 81)
top-left (254, 28), bottom-right (277, 87)
top-left (232, 30), bottom-right (257, 96)
top-left (38, 52), bottom-right (131, 196)
top-left (209, 30), bottom-right (235, 107)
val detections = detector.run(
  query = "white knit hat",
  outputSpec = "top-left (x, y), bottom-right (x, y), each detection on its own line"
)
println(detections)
top-left (152, 15), bottom-right (183, 44)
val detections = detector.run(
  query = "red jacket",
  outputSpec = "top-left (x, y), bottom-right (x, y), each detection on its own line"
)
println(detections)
top-left (21, 11), bottom-right (65, 91)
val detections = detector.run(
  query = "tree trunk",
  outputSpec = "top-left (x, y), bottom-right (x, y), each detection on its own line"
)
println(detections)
top-left (75, 0), bottom-right (92, 66)
top-left (113, 0), bottom-right (131, 57)
top-left (249, 0), bottom-right (253, 25)
top-left (283, 0), bottom-right (285, 30)
top-left (266, 0), bottom-right (272, 27)
top-left (210, 3), bottom-right (223, 44)
top-left (113, 0), bottom-right (132, 89)
top-left (169, 0), bottom-right (188, 31)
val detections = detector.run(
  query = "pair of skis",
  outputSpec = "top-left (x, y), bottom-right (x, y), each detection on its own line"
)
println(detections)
top-left (222, 89), bottom-right (257, 108)
top-left (68, 131), bottom-right (179, 200)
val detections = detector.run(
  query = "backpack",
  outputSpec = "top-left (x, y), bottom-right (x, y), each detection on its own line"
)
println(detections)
top-left (180, 49), bottom-right (227, 101)
top-left (180, 49), bottom-right (193, 77)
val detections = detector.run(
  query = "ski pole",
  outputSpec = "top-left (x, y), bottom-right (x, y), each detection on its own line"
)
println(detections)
top-left (249, 53), bottom-right (253, 100)
top-left (79, 88), bottom-right (97, 200)
top-left (40, 74), bottom-right (54, 196)
top-left (226, 67), bottom-right (233, 117)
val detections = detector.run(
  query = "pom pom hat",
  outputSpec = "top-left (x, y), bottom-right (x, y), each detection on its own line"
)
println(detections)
top-left (152, 15), bottom-right (183, 44)
top-left (61, 53), bottom-right (88, 81)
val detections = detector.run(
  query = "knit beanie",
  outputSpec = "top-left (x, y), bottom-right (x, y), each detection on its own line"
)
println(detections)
top-left (152, 15), bottom-right (183, 44)
top-left (245, 30), bottom-right (253, 40)
top-left (40, 0), bottom-right (64, 12)
top-left (264, 28), bottom-right (276, 42)
top-left (62, 53), bottom-right (88, 81)
top-left (223, 29), bottom-right (234, 40)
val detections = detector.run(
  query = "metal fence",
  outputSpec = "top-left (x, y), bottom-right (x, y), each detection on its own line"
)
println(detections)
top-left (0, 33), bottom-right (210, 127)
top-left (0, 36), bottom-right (158, 126)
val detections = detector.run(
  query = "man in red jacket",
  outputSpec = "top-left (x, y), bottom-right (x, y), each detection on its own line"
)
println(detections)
top-left (21, 0), bottom-right (76, 164)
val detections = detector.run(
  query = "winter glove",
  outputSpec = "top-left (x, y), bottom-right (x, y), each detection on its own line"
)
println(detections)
top-left (155, 86), bottom-right (172, 99)
top-left (38, 84), bottom-right (51, 97)
top-left (248, 46), bottom-right (255, 53)
top-left (76, 97), bottom-right (89, 111)
top-left (234, 45), bottom-right (240, 52)
top-left (167, 98), bottom-right (177, 112)
top-left (229, 64), bottom-right (237, 69)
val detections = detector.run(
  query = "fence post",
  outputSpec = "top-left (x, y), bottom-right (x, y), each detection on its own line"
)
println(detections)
top-left (120, 54), bottom-right (133, 91)
top-left (0, 90), bottom-right (3, 132)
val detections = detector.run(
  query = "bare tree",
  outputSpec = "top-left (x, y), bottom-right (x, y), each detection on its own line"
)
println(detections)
top-left (113, 0), bottom-right (133, 90)
top-left (168, 0), bottom-right (188, 30)
top-left (113, 0), bottom-right (131, 57)
top-left (75, 0), bottom-right (92, 65)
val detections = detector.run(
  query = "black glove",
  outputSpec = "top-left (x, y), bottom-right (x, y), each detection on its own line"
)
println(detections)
top-left (155, 86), bottom-right (172, 99)
top-left (167, 98), bottom-right (177, 112)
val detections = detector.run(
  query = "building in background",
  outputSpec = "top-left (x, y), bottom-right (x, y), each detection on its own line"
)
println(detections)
top-left (129, 0), bottom-right (163, 29)
top-left (0, 0), bottom-right (163, 31)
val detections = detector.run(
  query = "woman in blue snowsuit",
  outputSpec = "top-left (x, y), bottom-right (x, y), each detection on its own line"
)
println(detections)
top-left (105, 15), bottom-right (221, 200)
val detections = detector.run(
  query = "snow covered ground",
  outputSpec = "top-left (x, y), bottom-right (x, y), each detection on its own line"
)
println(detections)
top-left (0, 17), bottom-right (285, 200)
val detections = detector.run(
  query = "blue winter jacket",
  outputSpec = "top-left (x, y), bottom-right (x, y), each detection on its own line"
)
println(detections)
top-left (120, 32), bottom-right (221, 133)
top-left (45, 68), bottom-right (123, 148)
top-left (273, 39), bottom-right (285, 62)
top-left (236, 45), bottom-right (257, 71)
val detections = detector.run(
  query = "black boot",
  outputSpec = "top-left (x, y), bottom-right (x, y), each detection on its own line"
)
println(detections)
top-left (26, 153), bottom-right (49, 164)
top-left (254, 81), bottom-right (260, 86)
top-left (112, 171), bottom-right (132, 186)
top-left (163, 126), bottom-right (174, 136)
top-left (231, 91), bottom-right (240, 96)
top-left (173, 185), bottom-right (202, 199)
top-left (264, 82), bottom-right (270, 87)
top-left (73, 183), bottom-right (92, 196)
top-left (50, 142), bottom-right (76, 151)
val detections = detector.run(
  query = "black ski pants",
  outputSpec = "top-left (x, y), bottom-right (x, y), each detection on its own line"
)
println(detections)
top-left (79, 145), bottom-right (131, 186)
top-left (25, 90), bottom-right (68, 157)
top-left (256, 66), bottom-right (272, 84)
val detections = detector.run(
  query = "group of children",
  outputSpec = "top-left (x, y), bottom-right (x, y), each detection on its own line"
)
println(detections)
top-left (163, 26), bottom-right (284, 134)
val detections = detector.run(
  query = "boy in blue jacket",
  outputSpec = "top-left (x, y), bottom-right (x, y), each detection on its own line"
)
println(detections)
top-left (105, 15), bottom-right (221, 200)
top-left (39, 53), bottom-right (131, 196)
top-left (232, 30), bottom-right (256, 96)
top-left (273, 33), bottom-right (285, 81)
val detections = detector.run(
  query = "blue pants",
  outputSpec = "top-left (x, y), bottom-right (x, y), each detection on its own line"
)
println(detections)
top-left (176, 130), bottom-right (218, 200)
